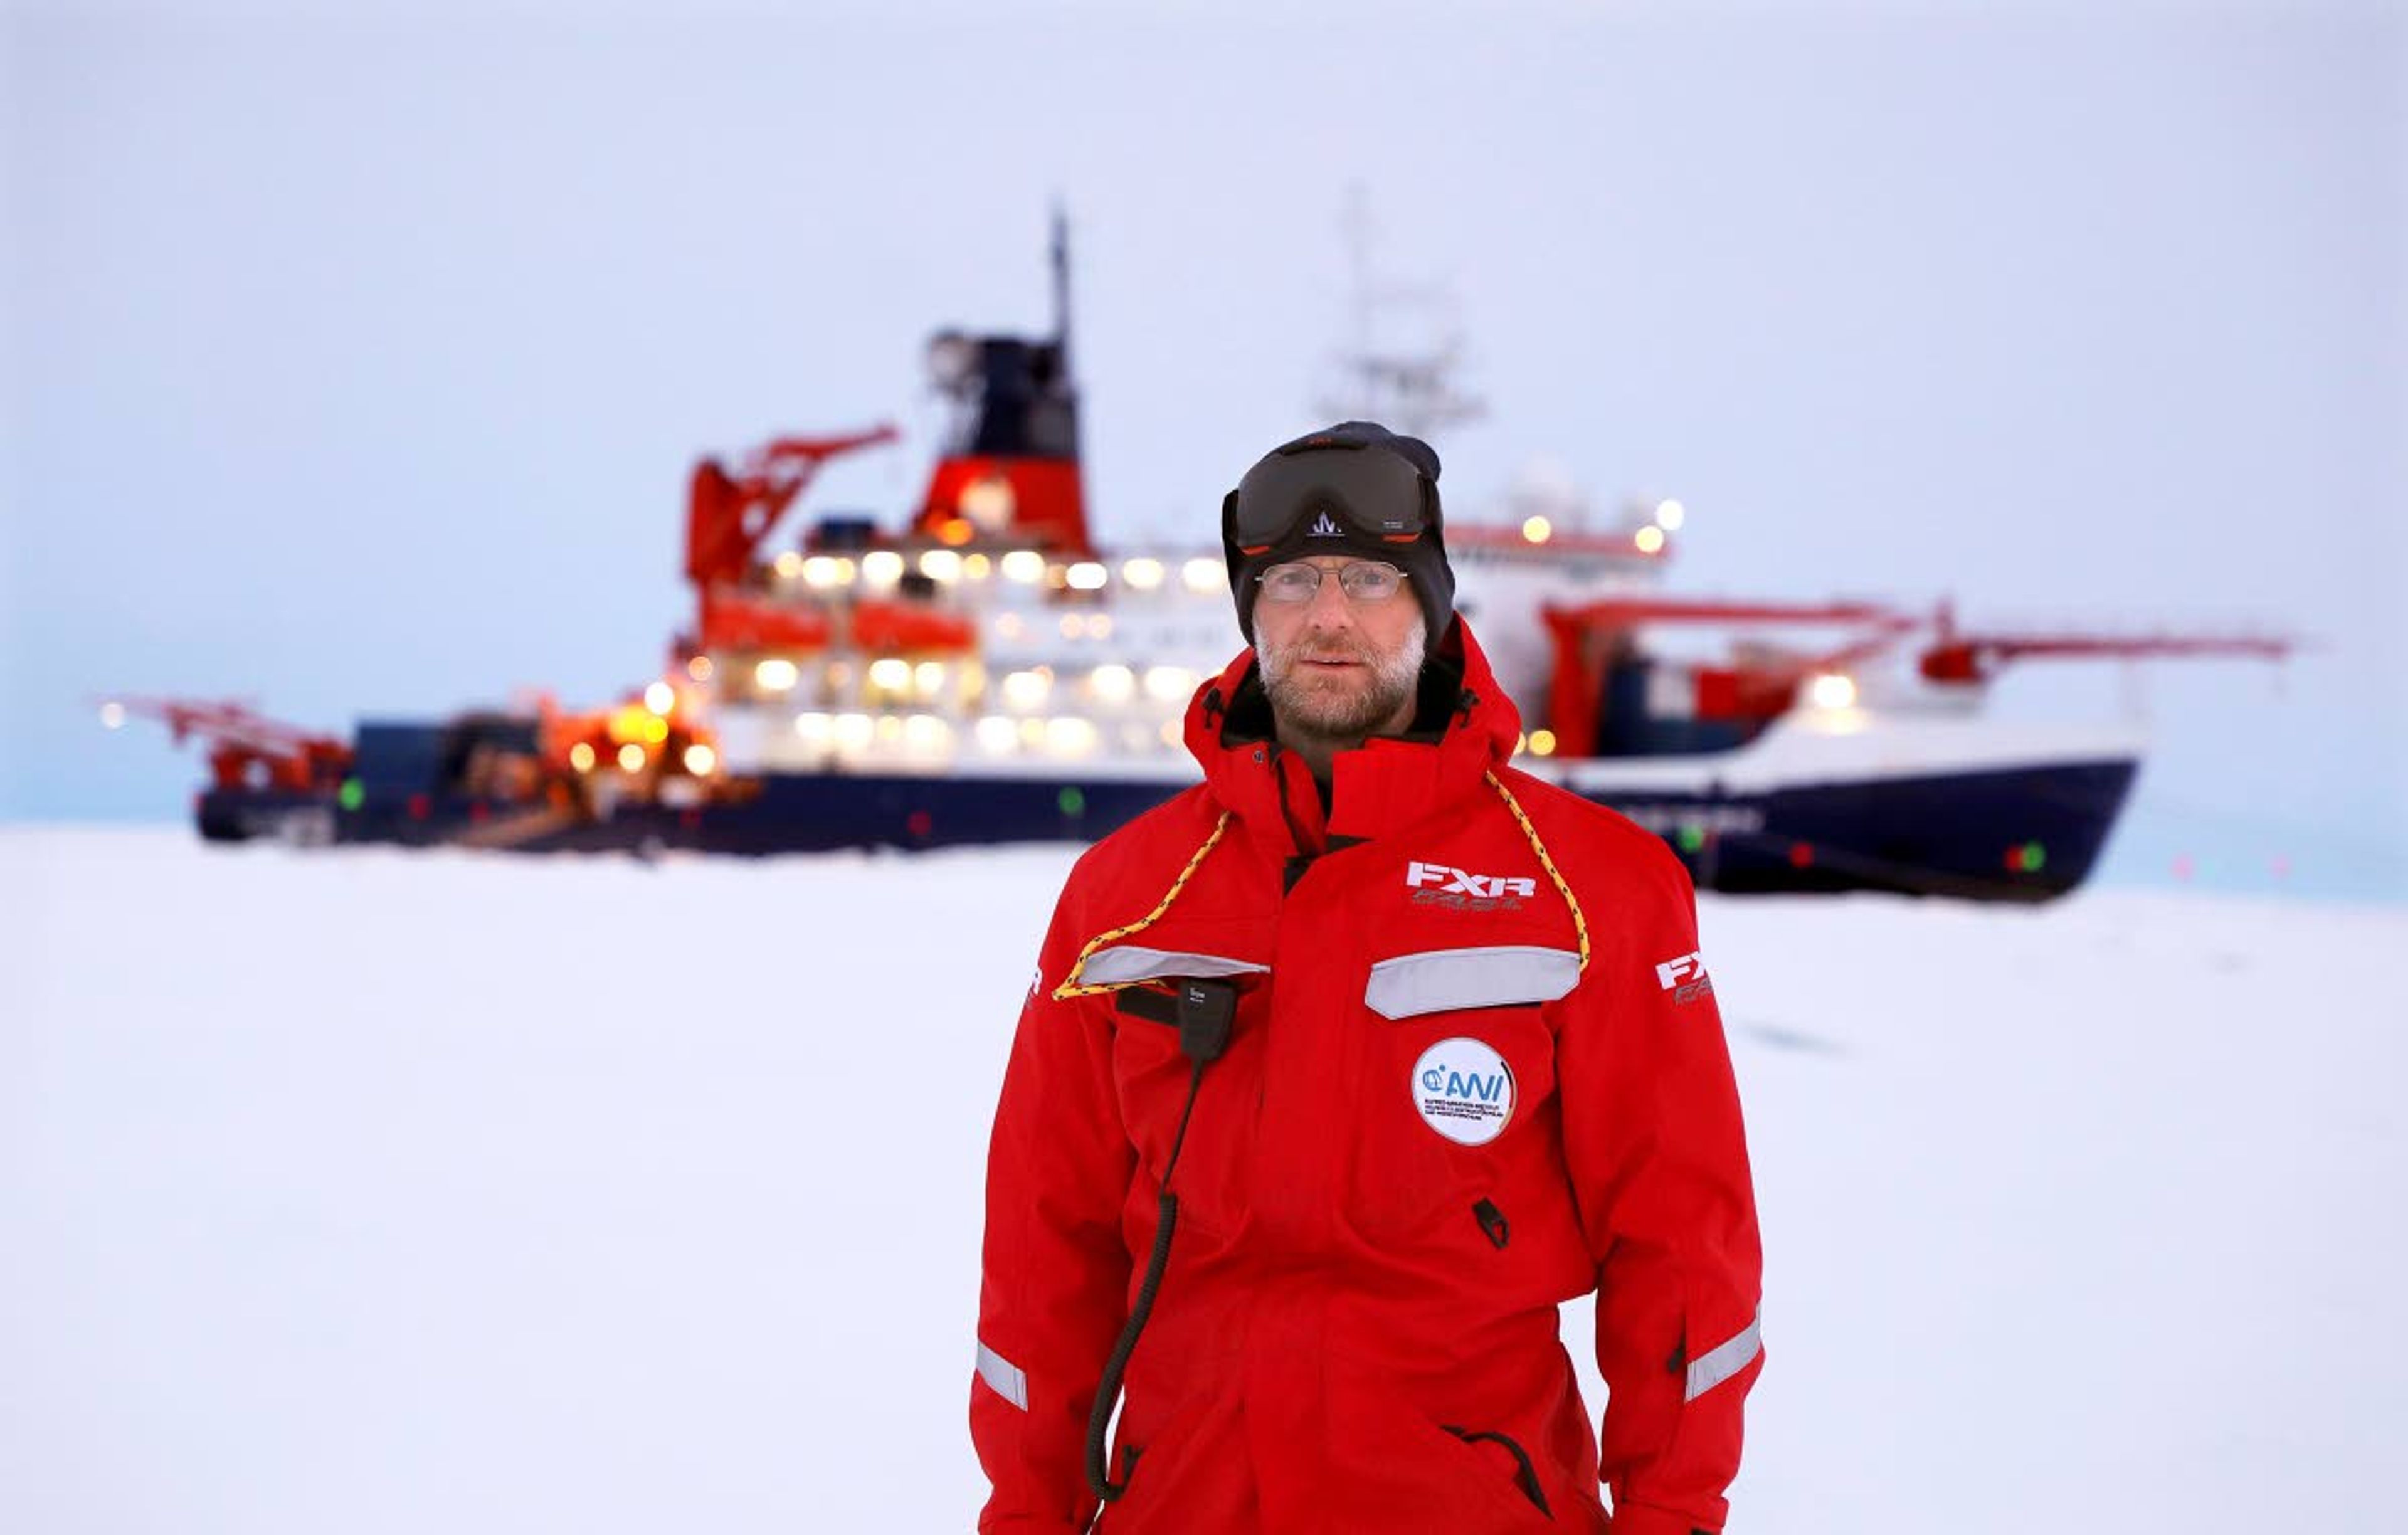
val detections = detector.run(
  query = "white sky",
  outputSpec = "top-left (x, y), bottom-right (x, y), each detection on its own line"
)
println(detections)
top-left (4, 1), bottom-right (2401, 886)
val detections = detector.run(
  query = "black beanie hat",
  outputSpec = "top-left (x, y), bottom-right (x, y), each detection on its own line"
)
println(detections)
top-left (1219, 420), bottom-right (1455, 646)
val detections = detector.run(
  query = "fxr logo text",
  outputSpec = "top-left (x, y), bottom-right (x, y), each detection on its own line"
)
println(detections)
top-left (1406, 861), bottom-right (1537, 900)
top-left (1655, 950), bottom-right (1714, 1005)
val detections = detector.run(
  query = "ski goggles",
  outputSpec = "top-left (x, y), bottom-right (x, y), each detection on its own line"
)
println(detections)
top-left (1226, 438), bottom-right (1439, 555)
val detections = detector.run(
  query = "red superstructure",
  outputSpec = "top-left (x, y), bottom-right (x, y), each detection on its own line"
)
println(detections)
top-left (1539, 595), bottom-right (2295, 760)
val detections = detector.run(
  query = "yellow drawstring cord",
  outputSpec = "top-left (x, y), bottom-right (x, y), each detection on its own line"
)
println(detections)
top-left (1053, 811), bottom-right (1234, 999)
top-left (1049, 769), bottom-right (1587, 999)
top-left (1484, 769), bottom-right (1590, 974)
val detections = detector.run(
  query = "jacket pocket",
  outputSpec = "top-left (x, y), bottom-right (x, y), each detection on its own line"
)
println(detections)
top-left (1095, 1387), bottom-right (1221, 1526)
top-left (1424, 1419), bottom-right (1558, 1527)
top-left (1363, 944), bottom-right (1580, 1022)
top-left (1346, 946), bottom-right (1568, 1242)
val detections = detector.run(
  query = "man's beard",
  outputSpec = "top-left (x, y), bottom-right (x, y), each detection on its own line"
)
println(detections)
top-left (1258, 615), bottom-right (1428, 746)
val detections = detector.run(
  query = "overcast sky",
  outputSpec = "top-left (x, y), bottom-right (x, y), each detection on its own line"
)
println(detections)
top-left (5, 1), bottom-right (2400, 893)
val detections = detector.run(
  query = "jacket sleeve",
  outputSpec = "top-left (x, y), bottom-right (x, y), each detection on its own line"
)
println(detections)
top-left (971, 879), bottom-right (1136, 1532)
top-left (1555, 836), bottom-right (1765, 1535)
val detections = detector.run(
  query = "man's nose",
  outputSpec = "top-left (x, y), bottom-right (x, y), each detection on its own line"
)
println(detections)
top-left (1301, 575), bottom-right (1357, 630)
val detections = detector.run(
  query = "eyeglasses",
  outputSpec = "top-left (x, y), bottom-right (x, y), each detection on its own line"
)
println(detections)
top-left (1254, 560), bottom-right (1408, 604)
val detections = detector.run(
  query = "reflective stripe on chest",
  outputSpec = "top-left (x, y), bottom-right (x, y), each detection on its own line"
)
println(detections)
top-left (1363, 945), bottom-right (1582, 1020)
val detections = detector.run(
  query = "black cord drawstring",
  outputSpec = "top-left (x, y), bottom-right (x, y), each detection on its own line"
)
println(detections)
top-left (1085, 1060), bottom-right (1203, 1502)
top-left (1084, 979), bottom-right (1234, 1504)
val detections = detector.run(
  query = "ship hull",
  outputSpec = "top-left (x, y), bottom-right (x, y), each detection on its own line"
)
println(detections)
top-left (196, 747), bottom-right (2138, 902)
top-left (1586, 756), bottom-right (2138, 901)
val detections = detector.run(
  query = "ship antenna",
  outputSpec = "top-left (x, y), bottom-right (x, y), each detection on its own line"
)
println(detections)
top-left (1051, 202), bottom-right (1073, 371)
top-left (1344, 184), bottom-right (1372, 395)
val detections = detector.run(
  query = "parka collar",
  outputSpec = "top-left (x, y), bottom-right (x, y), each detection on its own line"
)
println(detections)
top-left (1181, 617), bottom-right (1524, 862)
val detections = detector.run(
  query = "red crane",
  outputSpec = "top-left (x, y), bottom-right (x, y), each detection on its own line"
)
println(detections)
top-left (1536, 596), bottom-right (2296, 754)
top-left (682, 425), bottom-right (899, 590)
top-left (101, 697), bottom-right (352, 793)
top-left (1917, 601), bottom-right (2297, 683)
top-left (682, 425), bottom-right (899, 657)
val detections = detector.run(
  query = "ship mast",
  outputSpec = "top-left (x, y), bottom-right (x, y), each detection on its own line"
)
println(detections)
top-left (1317, 186), bottom-right (1486, 440)
top-left (1050, 202), bottom-right (1073, 370)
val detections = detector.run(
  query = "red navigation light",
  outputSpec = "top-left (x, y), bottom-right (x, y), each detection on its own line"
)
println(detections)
top-left (1788, 842), bottom-right (1814, 869)
top-left (408, 793), bottom-right (430, 820)
top-left (906, 810), bottom-right (934, 838)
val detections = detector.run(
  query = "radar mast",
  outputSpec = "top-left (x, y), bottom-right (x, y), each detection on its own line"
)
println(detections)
top-left (1314, 186), bottom-right (1486, 440)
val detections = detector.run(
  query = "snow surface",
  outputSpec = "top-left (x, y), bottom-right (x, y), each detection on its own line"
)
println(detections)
top-left (3, 826), bottom-right (2399, 1533)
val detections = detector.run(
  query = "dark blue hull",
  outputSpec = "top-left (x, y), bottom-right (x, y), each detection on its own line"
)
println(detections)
top-left (1573, 757), bottom-right (2138, 902)
top-left (198, 753), bottom-right (2136, 902)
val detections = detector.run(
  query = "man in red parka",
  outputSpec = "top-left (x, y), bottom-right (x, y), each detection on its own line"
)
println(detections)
top-left (973, 422), bottom-right (1764, 1534)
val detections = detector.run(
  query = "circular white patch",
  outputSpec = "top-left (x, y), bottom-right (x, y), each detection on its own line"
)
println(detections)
top-left (1410, 1037), bottom-right (1516, 1146)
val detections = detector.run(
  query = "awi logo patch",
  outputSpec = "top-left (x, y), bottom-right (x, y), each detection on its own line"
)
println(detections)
top-left (1410, 1037), bottom-right (1516, 1146)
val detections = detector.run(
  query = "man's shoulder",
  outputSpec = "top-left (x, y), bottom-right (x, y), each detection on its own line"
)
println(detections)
top-left (1057, 783), bottom-right (1228, 909)
top-left (1487, 764), bottom-right (1694, 899)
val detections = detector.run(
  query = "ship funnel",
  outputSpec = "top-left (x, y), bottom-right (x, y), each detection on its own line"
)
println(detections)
top-left (912, 215), bottom-right (1092, 554)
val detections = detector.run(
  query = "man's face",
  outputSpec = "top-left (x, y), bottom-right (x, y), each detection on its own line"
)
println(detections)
top-left (1254, 556), bottom-right (1428, 743)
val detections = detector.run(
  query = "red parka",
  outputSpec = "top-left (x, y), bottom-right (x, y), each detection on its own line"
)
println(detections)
top-left (973, 620), bottom-right (1764, 1534)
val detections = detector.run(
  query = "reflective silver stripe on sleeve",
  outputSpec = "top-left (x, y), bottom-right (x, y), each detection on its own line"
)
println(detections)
top-left (1079, 946), bottom-right (1270, 988)
top-left (1684, 1311), bottom-right (1762, 1403)
top-left (976, 1341), bottom-right (1028, 1411)
top-left (1363, 945), bottom-right (1583, 1020)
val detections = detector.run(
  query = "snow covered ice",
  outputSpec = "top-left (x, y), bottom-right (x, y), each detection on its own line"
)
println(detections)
top-left (3, 826), bottom-right (2399, 1532)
